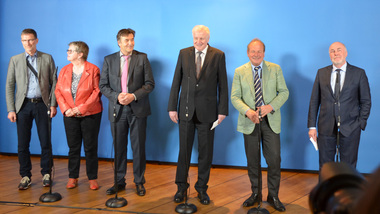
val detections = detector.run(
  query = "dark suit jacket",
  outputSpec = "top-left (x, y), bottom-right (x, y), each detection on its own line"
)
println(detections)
top-left (308, 63), bottom-right (371, 137)
top-left (6, 51), bottom-right (57, 113)
top-left (99, 50), bottom-right (155, 122)
top-left (168, 45), bottom-right (228, 122)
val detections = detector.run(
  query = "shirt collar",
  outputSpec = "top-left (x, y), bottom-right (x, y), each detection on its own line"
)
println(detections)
top-left (250, 61), bottom-right (263, 71)
top-left (25, 51), bottom-right (37, 59)
top-left (120, 51), bottom-right (132, 58)
top-left (195, 45), bottom-right (208, 55)
top-left (333, 62), bottom-right (347, 73)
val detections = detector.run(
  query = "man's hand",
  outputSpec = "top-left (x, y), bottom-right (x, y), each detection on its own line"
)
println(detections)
top-left (50, 107), bottom-right (57, 118)
top-left (169, 111), bottom-right (178, 123)
top-left (8, 112), bottom-right (17, 122)
top-left (257, 105), bottom-right (273, 117)
top-left (218, 114), bottom-right (226, 124)
top-left (118, 92), bottom-right (134, 105)
top-left (246, 109), bottom-right (259, 124)
top-left (309, 129), bottom-right (317, 143)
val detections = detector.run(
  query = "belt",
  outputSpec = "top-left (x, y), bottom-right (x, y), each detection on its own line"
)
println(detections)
top-left (26, 98), bottom-right (43, 103)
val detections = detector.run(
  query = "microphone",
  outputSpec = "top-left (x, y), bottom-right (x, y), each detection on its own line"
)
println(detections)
top-left (185, 76), bottom-right (190, 118)
top-left (259, 108), bottom-right (262, 122)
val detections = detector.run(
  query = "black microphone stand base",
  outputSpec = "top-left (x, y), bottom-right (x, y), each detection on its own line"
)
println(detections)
top-left (247, 207), bottom-right (270, 214)
top-left (39, 192), bottom-right (62, 202)
top-left (106, 197), bottom-right (128, 208)
top-left (175, 202), bottom-right (197, 213)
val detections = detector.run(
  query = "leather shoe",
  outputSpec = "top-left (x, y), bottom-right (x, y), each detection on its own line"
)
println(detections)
top-left (267, 195), bottom-right (286, 212)
top-left (174, 190), bottom-right (186, 203)
top-left (136, 184), bottom-right (146, 196)
top-left (66, 178), bottom-right (78, 189)
top-left (197, 191), bottom-right (210, 205)
top-left (243, 193), bottom-right (260, 207)
top-left (89, 179), bottom-right (99, 190)
top-left (106, 184), bottom-right (125, 195)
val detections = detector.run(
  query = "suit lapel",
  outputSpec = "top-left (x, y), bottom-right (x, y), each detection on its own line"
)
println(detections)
top-left (36, 51), bottom-right (42, 82)
top-left (340, 63), bottom-right (352, 95)
top-left (261, 61), bottom-right (269, 99)
top-left (113, 52), bottom-right (122, 92)
top-left (77, 62), bottom-right (89, 89)
top-left (188, 47), bottom-right (197, 80)
top-left (199, 45), bottom-right (212, 80)
top-left (325, 65), bottom-right (334, 97)
top-left (243, 62), bottom-right (256, 99)
top-left (128, 50), bottom-right (137, 85)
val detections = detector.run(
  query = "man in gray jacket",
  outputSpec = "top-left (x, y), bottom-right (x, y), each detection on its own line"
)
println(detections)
top-left (6, 28), bottom-right (57, 190)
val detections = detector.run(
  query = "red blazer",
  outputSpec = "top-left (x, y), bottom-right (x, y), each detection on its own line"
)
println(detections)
top-left (55, 61), bottom-right (102, 117)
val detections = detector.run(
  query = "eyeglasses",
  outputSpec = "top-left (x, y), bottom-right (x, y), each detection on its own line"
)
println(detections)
top-left (21, 39), bottom-right (36, 43)
top-left (67, 49), bottom-right (77, 54)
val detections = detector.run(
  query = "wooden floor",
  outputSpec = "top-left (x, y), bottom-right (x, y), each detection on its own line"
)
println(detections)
top-left (0, 155), bottom-right (318, 213)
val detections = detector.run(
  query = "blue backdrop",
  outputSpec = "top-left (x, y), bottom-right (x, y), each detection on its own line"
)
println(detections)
top-left (1, 0), bottom-right (379, 173)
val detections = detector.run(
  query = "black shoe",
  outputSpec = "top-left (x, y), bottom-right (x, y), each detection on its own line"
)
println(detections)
top-left (243, 193), bottom-right (260, 207)
top-left (136, 184), bottom-right (146, 196)
top-left (174, 189), bottom-right (186, 203)
top-left (18, 176), bottom-right (31, 190)
top-left (197, 191), bottom-right (210, 205)
top-left (106, 184), bottom-right (126, 195)
top-left (267, 196), bottom-right (286, 212)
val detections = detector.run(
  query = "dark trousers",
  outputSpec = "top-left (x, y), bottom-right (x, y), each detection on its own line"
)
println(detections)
top-left (16, 100), bottom-right (51, 178)
top-left (243, 117), bottom-right (281, 197)
top-left (175, 112), bottom-right (215, 193)
top-left (111, 105), bottom-right (146, 185)
top-left (63, 112), bottom-right (102, 180)
top-left (318, 125), bottom-right (361, 170)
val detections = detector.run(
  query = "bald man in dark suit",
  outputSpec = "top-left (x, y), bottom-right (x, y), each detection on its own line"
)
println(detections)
top-left (308, 42), bottom-right (371, 171)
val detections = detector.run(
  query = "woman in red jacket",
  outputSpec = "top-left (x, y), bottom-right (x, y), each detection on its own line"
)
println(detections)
top-left (55, 41), bottom-right (102, 190)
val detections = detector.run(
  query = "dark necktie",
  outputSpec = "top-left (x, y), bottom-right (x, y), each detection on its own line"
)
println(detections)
top-left (334, 69), bottom-right (341, 99)
top-left (196, 51), bottom-right (202, 79)
top-left (254, 66), bottom-right (262, 108)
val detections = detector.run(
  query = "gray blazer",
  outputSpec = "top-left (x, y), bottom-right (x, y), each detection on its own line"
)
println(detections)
top-left (6, 51), bottom-right (57, 113)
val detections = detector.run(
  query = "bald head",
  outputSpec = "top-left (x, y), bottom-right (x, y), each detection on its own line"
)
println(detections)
top-left (329, 42), bottom-right (348, 68)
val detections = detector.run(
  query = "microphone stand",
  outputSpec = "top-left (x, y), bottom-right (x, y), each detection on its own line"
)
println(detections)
top-left (335, 72), bottom-right (341, 163)
top-left (176, 76), bottom-right (197, 213)
top-left (40, 66), bottom-right (62, 202)
top-left (106, 100), bottom-right (127, 208)
top-left (248, 108), bottom-right (269, 214)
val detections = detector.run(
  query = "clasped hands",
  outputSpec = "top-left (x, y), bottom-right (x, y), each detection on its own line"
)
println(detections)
top-left (246, 105), bottom-right (273, 124)
top-left (118, 92), bottom-right (135, 106)
top-left (65, 107), bottom-right (81, 117)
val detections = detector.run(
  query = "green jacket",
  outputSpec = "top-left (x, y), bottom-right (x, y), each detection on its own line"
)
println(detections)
top-left (231, 60), bottom-right (289, 134)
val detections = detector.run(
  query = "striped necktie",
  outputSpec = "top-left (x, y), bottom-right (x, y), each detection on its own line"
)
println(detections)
top-left (254, 66), bottom-right (263, 108)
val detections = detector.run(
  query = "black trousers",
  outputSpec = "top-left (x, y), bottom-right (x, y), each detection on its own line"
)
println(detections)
top-left (16, 100), bottom-right (51, 178)
top-left (63, 112), bottom-right (102, 180)
top-left (243, 116), bottom-right (281, 197)
top-left (175, 112), bottom-right (215, 193)
top-left (318, 125), bottom-right (361, 170)
top-left (111, 105), bottom-right (146, 185)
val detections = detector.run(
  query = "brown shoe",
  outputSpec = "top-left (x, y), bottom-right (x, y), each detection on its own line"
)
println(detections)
top-left (89, 180), bottom-right (99, 190)
top-left (66, 178), bottom-right (78, 189)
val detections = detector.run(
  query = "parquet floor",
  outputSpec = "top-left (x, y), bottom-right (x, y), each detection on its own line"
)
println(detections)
top-left (0, 155), bottom-right (318, 213)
